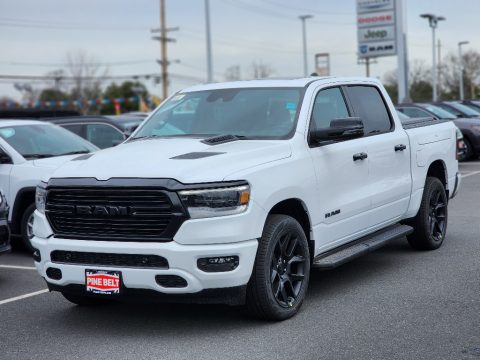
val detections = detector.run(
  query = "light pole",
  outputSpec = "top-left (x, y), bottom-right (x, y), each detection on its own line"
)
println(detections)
top-left (420, 14), bottom-right (445, 101)
top-left (205, 0), bottom-right (213, 83)
top-left (299, 15), bottom-right (313, 77)
top-left (458, 41), bottom-right (469, 100)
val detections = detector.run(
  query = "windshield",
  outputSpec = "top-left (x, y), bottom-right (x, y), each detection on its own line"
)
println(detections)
top-left (448, 102), bottom-right (480, 117)
top-left (0, 123), bottom-right (97, 159)
top-left (420, 104), bottom-right (456, 120)
top-left (131, 88), bottom-right (303, 140)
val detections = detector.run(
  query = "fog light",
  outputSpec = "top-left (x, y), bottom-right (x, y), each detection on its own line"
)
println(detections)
top-left (46, 267), bottom-right (62, 280)
top-left (197, 256), bottom-right (239, 272)
top-left (32, 248), bottom-right (41, 262)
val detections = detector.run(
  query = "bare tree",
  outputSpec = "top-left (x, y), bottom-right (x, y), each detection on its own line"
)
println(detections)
top-left (441, 50), bottom-right (480, 99)
top-left (383, 60), bottom-right (432, 103)
top-left (225, 65), bottom-right (241, 81)
top-left (249, 60), bottom-right (275, 79)
top-left (66, 50), bottom-right (108, 113)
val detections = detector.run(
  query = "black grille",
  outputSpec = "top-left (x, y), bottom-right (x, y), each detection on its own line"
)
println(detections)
top-left (45, 187), bottom-right (186, 241)
top-left (51, 250), bottom-right (169, 269)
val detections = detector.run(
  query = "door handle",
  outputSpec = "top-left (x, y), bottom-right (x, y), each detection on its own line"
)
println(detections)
top-left (395, 144), bottom-right (407, 151)
top-left (353, 152), bottom-right (368, 161)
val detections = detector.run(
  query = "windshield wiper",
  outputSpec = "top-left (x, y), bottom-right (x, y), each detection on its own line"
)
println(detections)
top-left (23, 154), bottom-right (55, 159)
top-left (202, 134), bottom-right (249, 145)
top-left (58, 150), bottom-right (90, 156)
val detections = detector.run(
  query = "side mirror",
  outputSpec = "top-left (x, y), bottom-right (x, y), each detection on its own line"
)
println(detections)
top-left (0, 150), bottom-right (12, 164)
top-left (310, 117), bottom-right (364, 144)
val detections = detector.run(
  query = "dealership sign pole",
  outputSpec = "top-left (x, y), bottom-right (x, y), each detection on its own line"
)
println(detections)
top-left (357, 0), bottom-right (408, 102)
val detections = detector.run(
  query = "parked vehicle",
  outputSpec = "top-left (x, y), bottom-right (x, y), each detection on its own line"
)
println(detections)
top-left (33, 77), bottom-right (460, 320)
top-left (461, 100), bottom-right (480, 112)
top-left (0, 109), bottom-right (81, 119)
top-left (397, 103), bottom-right (480, 160)
top-left (0, 190), bottom-right (10, 256)
top-left (433, 101), bottom-right (480, 118)
top-left (0, 120), bottom-right (98, 251)
top-left (43, 115), bottom-right (145, 149)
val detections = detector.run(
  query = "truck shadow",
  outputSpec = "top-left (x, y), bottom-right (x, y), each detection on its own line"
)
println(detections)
top-left (44, 239), bottom-right (416, 335)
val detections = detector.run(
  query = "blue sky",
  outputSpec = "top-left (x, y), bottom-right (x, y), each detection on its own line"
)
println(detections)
top-left (0, 0), bottom-right (478, 100)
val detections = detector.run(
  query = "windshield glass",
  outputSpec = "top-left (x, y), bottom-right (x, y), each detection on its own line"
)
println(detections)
top-left (0, 124), bottom-right (97, 159)
top-left (420, 104), bottom-right (456, 119)
top-left (131, 88), bottom-right (303, 140)
top-left (448, 102), bottom-right (480, 117)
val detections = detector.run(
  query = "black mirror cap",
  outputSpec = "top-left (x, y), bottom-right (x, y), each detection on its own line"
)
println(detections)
top-left (310, 117), bottom-right (364, 144)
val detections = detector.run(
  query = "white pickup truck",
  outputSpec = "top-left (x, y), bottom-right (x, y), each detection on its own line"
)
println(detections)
top-left (0, 120), bottom-right (98, 251)
top-left (32, 77), bottom-right (460, 320)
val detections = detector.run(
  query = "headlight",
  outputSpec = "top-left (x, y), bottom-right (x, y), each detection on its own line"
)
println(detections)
top-left (471, 125), bottom-right (480, 135)
top-left (35, 185), bottom-right (47, 214)
top-left (179, 184), bottom-right (250, 219)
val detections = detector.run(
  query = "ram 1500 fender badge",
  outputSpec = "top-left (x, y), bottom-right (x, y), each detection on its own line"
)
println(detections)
top-left (325, 209), bottom-right (341, 218)
top-left (75, 205), bottom-right (130, 216)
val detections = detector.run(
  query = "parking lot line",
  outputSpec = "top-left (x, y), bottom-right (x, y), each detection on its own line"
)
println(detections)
top-left (0, 265), bottom-right (36, 270)
top-left (462, 171), bottom-right (480, 178)
top-left (0, 289), bottom-right (48, 306)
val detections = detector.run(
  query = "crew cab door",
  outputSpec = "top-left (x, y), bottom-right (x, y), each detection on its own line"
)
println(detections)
top-left (308, 86), bottom-right (372, 249)
top-left (345, 85), bottom-right (411, 226)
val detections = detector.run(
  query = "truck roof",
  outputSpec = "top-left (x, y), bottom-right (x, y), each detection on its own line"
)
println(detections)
top-left (182, 76), bottom-right (380, 92)
top-left (0, 119), bottom-right (48, 127)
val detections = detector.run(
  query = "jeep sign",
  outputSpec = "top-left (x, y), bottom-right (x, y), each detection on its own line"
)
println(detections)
top-left (357, 0), bottom-right (397, 59)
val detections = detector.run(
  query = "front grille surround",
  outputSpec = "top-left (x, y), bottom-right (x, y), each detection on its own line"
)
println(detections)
top-left (45, 183), bottom-right (187, 242)
top-left (51, 250), bottom-right (169, 269)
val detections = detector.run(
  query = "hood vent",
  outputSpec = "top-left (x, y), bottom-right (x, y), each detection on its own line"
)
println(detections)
top-left (170, 152), bottom-right (225, 160)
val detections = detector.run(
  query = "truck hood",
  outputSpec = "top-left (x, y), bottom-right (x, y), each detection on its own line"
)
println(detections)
top-left (49, 138), bottom-right (292, 183)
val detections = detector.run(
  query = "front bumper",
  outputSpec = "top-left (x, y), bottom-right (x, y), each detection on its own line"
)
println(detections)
top-left (32, 236), bottom-right (258, 295)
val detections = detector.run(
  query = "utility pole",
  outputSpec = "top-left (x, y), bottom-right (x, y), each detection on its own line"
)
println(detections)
top-left (205, 0), bottom-right (213, 83)
top-left (365, 58), bottom-right (370, 77)
top-left (437, 39), bottom-right (442, 97)
top-left (151, 0), bottom-right (178, 100)
top-left (458, 41), bottom-right (469, 100)
top-left (299, 15), bottom-right (313, 77)
top-left (420, 13), bottom-right (445, 102)
top-left (160, 0), bottom-right (167, 99)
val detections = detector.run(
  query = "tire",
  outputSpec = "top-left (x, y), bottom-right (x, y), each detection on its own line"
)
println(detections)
top-left (61, 292), bottom-right (112, 306)
top-left (407, 177), bottom-right (448, 250)
top-left (246, 214), bottom-right (310, 321)
top-left (20, 203), bottom-right (36, 253)
top-left (459, 138), bottom-right (472, 162)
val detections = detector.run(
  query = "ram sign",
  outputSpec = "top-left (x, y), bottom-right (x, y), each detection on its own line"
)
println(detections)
top-left (357, 0), bottom-right (397, 58)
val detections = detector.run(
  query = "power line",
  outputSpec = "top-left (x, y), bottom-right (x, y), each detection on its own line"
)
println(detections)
top-left (0, 60), bottom-right (155, 67)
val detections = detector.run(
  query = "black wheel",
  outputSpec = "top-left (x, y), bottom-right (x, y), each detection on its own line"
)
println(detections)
top-left (407, 177), bottom-right (448, 250)
top-left (61, 292), bottom-right (112, 306)
top-left (246, 214), bottom-right (310, 321)
top-left (20, 203), bottom-right (36, 253)
top-left (459, 138), bottom-right (472, 162)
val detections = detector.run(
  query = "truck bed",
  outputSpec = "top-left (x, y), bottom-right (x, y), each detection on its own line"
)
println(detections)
top-left (401, 117), bottom-right (451, 130)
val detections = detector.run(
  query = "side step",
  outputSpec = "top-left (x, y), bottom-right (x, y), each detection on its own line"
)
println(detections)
top-left (312, 224), bottom-right (413, 270)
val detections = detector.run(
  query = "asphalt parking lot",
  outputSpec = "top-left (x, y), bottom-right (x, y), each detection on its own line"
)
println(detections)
top-left (1, 162), bottom-right (479, 360)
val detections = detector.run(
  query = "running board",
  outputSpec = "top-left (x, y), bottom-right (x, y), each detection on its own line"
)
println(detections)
top-left (312, 224), bottom-right (413, 270)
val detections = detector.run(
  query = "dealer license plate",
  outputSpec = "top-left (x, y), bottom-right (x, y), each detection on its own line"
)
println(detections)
top-left (85, 270), bottom-right (121, 295)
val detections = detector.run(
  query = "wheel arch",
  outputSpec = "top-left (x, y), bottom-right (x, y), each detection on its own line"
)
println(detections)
top-left (426, 160), bottom-right (448, 197)
top-left (11, 187), bottom-right (36, 234)
top-left (267, 198), bottom-right (314, 259)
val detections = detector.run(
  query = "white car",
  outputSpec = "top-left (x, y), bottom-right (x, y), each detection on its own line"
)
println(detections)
top-left (0, 120), bottom-right (98, 250)
top-left (32, 77), bottom-right (460, 320)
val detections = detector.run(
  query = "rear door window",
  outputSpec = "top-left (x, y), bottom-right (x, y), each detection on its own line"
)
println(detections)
top-left (85, 124), bottom-right (125, 149)
top-left (346, 86), bottom-right (392, 135)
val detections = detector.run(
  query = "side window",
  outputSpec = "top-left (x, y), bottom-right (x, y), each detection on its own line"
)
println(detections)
top-left (346, 86), bottom-right (392, 135)
top-left (61, 124), bottom-right (84, 137)
top-left (400, 107), bottom-right (430, 118)
top-left (85, 124), bottom-right (125, 149)
top-left (311, 87), bottom-right (349, 130)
